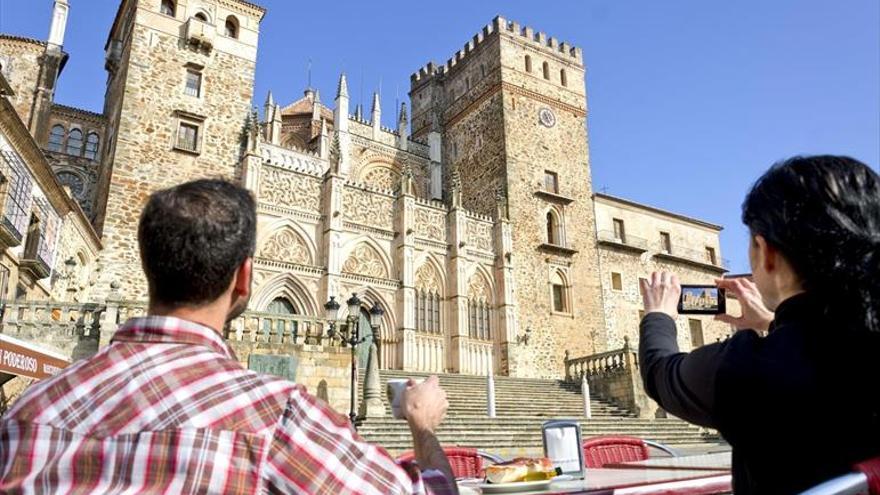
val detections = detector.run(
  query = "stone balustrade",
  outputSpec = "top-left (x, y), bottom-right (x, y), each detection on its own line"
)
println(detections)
top-left (564, 336), bottom-right (659, 419)
top-left (412, 332), bottom-right (445, 373)
top-left (462, 337), bottom-right (494, 376)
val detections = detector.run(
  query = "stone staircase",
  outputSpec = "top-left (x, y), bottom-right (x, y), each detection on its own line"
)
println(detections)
top-left (357, 370), bottom-right (719, 458)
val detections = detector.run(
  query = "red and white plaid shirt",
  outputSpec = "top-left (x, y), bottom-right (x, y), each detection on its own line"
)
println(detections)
top-left (0, 316), bottom-right (454, 494)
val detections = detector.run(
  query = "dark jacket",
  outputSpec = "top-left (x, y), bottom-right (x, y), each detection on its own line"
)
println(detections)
top-left (639, 293), bottom-right (880, 494)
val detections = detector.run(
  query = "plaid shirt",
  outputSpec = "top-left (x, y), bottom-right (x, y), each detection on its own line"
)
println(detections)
top-left (0, 316), bottom-right (454, 495)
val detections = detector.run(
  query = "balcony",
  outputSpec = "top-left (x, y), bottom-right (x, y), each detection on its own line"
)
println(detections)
top-left (184, 17), bottom-right (215, 51)
top-left (0, 216), bottom-right (22, 249)
top-left (538, 242), bottom-right (578, 256)
top-left (19, 256), bottom-right (50, 281)
top-left (534, 188), bottom-right (575, 205)
top-left (596, 230), bottom-right (649, 253)
top-left (654, 243), bottom-right (729, 273)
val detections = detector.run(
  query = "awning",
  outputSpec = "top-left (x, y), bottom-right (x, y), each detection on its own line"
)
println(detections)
top-left (0, 334), bottom-right (69, 379)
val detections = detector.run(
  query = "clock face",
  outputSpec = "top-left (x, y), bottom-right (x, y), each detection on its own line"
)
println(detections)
top-left (57, 171), bottom-right (85, 197)
top-left (539, 107), bottom-right (556, 128)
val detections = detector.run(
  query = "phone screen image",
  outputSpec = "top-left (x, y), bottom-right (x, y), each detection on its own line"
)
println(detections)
top-left (678, 285), bottom-right (726, 314)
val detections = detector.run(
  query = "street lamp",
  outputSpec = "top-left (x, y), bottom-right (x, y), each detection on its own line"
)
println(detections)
top-left (325, 293), bottom-right (373, 428)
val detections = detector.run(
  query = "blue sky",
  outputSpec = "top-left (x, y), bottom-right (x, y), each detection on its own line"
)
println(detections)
top-left (1, 0), bottom-right (878, 273)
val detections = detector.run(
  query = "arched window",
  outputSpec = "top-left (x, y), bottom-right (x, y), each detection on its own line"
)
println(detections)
top-left (524, 55), bottom-right (532, 73)
top-left (224, 16), bottom-right (239, 38)
top-left (546, 209), bottom-right (563, 245)
top-left (551, 271), bottom-right (569, 313)
top-left (542, 61), bottom-right (550, 80)
top-left (468, 298), bottom-right (491, 341)
top-left (415, 288), bottom-right (441, 333)
top-left (194, 12), bottom-right (208, 22)
top-left (65, 129), bottom-right (83, 156)
top-left (48, 124), bottom-right (65, 153)
top-left (160, 0), bottom-right (175, 16)
top-left (84, 132), bottom-right (100, 160)
top-left (560, 69), bottom-right (567, 86)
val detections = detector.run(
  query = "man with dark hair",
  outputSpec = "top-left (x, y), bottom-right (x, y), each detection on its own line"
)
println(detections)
top-left (0, 179), bottom-right (457, 494)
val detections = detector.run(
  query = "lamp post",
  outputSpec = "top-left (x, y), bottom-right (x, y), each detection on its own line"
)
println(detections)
top-left (325, 293), bottom-right (382, 428)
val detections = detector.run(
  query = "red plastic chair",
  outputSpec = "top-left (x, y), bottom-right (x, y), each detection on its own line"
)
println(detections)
top-left (582, 436), bottom-right (650, 468)
top-left (396, 447), bottom-right (502, 479)
top-left (799, 456), bottom-right (880, 494)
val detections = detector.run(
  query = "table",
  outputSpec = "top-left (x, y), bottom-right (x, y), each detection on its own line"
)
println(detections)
top-left (605, 453), bottom-right (732, 472)
top-left (458, 468), bottom-right (732, 494)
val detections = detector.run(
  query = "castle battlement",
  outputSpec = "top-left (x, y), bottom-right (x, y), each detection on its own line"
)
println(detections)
top-left (411, 15), bottom-right (583, 85)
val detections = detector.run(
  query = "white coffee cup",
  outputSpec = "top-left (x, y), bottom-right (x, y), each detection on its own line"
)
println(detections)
top-left (386, 378), bottom-right (424, 419)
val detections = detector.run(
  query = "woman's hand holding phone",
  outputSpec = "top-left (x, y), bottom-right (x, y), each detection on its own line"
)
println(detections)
top-left (640, 272), bottom-right (681, 319)
top-left (714, 278), bottom-right (774, 332)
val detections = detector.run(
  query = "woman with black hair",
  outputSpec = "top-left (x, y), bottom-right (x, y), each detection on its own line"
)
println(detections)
top-left (639, 155), bottom-right (880, 494)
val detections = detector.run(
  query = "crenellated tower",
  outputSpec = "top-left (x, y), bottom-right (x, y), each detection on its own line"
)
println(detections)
top-left (409, 16), bottom-right (605, 377)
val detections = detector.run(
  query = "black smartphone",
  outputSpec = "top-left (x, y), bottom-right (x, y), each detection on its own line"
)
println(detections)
top-left (678, 285), bottom-right (726, 315)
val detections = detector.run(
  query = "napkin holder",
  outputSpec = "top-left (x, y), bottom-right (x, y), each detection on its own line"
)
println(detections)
top-left (542, 419), bottom-right (586, 479)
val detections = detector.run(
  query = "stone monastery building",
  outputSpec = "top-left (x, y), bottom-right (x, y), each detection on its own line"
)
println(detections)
top-left (0, 0), bottom-right (733, 380)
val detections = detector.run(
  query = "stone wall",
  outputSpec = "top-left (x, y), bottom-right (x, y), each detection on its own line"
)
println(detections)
top-left (228, 341), bottom-right (351, 413)
top-left (0, 36), bottom-right (45, 128)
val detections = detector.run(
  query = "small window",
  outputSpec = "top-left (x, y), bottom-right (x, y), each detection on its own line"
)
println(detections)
top-left (551, 271), bottom-right (568, 313)
top-left (611, 272), bottom-right (623, 291)
top-left (84, 132), bottom-right (100, 160)
top-left (184, 70), bottom-right (201, 97)
top-left (48, 125), bottom-right (65, 153)
top-left (544, 170), bottom-right (558, 193)
top-left (660, 232), bottom-right (672, 253)
top-left (481, 64), bottom-right (486, 77)
top-left (466, 77), bottom-right (470, 90)
top-left (689, 319), bottom-right (704, 348)
top-left (546, 211), bottom-right (559, 245)
top-left (194, 12), bottom-right (208, 22)
top-left (176, 122), bottom-right (199, 152)
top-left (524, 55), bottom-right (532, 73)
top-left (560, 69), bottom-right (567, 86)
top-left (160, 0), bottom-right (175, 16)
top-left (542, 61), bottom-right (550, 80)
top-left (612, 218), bottom-right (626, 242)
top-left (65, 129), bottom-right (83, 156)
top-left (224, 16), bottom-right (239, 38)
top-left (705, 246), bottom-right (717, 265)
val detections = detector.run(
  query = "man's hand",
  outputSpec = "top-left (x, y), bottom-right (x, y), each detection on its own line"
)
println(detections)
top-left (402, 375), bottom-right (448, 433)
top-left (714, 278), bottom-right (774, 332)
top-left (402, 376), bottom-right (457, 491)
top-left (640, 272), bottom-right (681, 319)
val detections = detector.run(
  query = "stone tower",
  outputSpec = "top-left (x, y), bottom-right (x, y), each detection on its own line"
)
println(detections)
top-left (409, 16), bottom-right (606, 377)
top-left (92, 0), bottom-right (265, 298)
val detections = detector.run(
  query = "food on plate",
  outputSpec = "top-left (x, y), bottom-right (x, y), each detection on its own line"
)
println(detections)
top-left (484, 457), bottom-right (558, 484)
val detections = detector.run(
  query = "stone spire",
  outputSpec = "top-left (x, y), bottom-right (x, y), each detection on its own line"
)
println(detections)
top-left (312, 89), bottom-right (321, 120)
top-left (334, 72), bottom-right (349, 133)
top-left (47, 0), bottom-right (69, 49)
top-left (371, 91), bottom-right (381, 139)
top-left (396, 102), bottom-right (409, 151)
top-left (262, 90), bottom-right (275, 140)
top-left (336, 72), bottom-right (349, 99)
top-left (333, 72), bottom-right (351, 175)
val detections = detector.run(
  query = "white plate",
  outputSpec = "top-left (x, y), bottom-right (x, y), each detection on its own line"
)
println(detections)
top-left (472, 479), bottom-right (553, 493)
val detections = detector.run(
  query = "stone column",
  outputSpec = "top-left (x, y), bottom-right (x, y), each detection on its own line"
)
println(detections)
top-left (359, 343), bottom-right (385, 418)
top-left (493, 192), bottom-right (517, 376)
top-left (395, 167), bottom-right (416, 370)
top-left (447, 181), bottom-right (469, 373)
top-left (320, 174), bottom-right (346, 315)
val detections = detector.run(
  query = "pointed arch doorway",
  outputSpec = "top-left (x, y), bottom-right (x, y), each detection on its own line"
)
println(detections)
top-left (264, 297), bottom-right (299, 340)
top-left (356, 308), bottom-right (374, 369)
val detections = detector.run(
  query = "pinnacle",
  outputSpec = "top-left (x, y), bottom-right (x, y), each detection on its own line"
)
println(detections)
top-left (336, 72), bottom-right (349, 99)
top-left (371, 91), bottom-right (381, 115)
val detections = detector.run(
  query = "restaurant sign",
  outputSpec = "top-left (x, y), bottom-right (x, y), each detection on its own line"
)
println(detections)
top-left (0, 334), bottom-right (69, 379)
